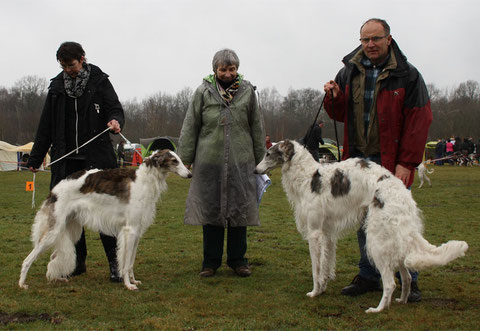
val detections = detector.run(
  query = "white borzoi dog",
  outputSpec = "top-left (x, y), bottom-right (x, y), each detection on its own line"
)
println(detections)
top-left (417, 163), bottom-right (434, 188)
top-left (19, 150), bottom-right (191, 291)
top-left (255, 140), bottom-right (468, 313)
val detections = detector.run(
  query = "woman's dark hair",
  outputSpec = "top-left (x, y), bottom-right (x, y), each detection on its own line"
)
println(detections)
top-left (56, 41), bottom-right (85, 63)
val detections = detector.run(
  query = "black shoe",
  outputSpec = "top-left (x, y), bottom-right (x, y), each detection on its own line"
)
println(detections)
top-left (109, 262), bottom-right (123, 283)
top-left (199, 268), bottom-right (216, 278)
top-left (70, 262), bottom-right (86, 277)
top-left (234, 265), bottom-right (251, 277)
top-left (341, 275), bottom-right (381, 296)
top-left (407, 281), bottom-right (422, 302)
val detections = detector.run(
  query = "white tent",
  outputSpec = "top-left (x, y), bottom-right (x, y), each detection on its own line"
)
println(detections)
top-left (0, 141), bottom-right (49, 171)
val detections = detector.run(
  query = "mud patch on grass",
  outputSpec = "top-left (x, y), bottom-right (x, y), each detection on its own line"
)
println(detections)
top-left (0, 311), bottom-right (62, 325)
top-left (424, 298), bottom-right (464, 310)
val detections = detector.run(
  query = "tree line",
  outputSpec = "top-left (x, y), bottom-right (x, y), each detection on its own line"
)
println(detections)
top-left (1, 76), bottom-right (479, 146)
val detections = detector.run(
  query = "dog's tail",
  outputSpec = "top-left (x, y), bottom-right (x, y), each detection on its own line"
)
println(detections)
top-left (46, 231), bottom-right (77, 280)
top-left (46, 219), bottom-right (81, 280)
top-left (426, 167), bottom-right (434, 174)
top-left (405, 235), bottom-right (468, 270)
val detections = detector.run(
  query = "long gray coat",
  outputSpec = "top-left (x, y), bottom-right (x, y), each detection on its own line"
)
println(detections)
top-left (178, 75), bottom-right (265, 227)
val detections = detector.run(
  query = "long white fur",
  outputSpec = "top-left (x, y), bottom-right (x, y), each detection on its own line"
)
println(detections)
top-left (19, 150), bottom-right (191, 291)
top-left (255, 140), bottom-right (468, 313)
top-left (417, 163), bottom-right (434, 188)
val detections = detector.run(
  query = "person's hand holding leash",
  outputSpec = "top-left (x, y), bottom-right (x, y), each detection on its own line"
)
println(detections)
top-left (324, 80), bottom-right (340, 98)
top-left (107, 119), bottom-right (121, 133)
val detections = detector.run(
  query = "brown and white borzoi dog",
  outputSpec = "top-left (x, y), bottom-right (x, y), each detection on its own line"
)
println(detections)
top-left (19, 150), bottom-right (191, 291)
top-left (255, 140), bottom-right (468, 313)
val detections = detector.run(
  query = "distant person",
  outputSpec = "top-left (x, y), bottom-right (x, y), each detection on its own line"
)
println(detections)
top-left (434, 139), bottom-right (445, 165)
top-left (178, 49), bottom-right (265, 278)
top-left (265, 135), bottom-right (273, 150)
top-left (323, 18), bottom-right (432, 302)
top-left (446, 139), bottom-right (454, 165)
top-left (453, 136), bottom-right (462, 153)
top-left (304, 120), bottom-right (325, 161)
top-left (461, 138), bottom-right (470, 157)
top-left (26, 41), bottom-right (125, 282)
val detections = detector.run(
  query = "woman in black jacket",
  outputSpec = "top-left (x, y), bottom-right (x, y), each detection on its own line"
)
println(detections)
top-left (27, 41), bottom-right (125, 282)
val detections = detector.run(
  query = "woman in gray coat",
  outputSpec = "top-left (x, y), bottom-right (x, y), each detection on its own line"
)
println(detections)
top-left (178, 49), bottom-right (265, 278)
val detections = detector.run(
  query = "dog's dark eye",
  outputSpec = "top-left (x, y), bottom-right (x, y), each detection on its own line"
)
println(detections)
top-left (266, 152), bottom-right (270, 156)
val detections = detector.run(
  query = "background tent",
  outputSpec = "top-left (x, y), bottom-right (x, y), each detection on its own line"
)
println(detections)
top-left (139, 136), bottom-right (179, 157)
top-left (0, 141), bottom-right (50, 171)
top-left (424, 141), bottom-right (438, 161)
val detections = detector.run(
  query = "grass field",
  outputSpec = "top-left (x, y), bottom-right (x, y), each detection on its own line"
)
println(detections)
top-left (0, 165), bottom-right (479, 329)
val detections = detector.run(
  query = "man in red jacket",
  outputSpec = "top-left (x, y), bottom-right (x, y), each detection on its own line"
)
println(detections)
top-left (323, 18), bottom-right (432, 302)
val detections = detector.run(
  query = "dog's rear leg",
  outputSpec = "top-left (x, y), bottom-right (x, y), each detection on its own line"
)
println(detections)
top-left (425, 175), bottom-right (432, 187)
top-left (19, 232), bottom-right (56, 289)
top-left (365, 269), bottom-right (395, 313)
top-left (395, 265), bottom-right (411, 304)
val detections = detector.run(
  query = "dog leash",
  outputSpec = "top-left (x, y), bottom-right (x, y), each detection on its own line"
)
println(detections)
top-left (329, 89), bottom-right (342, 162)
top-left (304, 89), bottom-right (341, 162)
top-left (31, 127), bottom-right (112, 208)
top-left (45, 127), bottom-right (111, 168)
top-left (118, 132), bottom-right (144, 160)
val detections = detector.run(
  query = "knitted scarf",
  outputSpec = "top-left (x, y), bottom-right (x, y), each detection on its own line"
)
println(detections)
top-left (216, 75), bottom-right (240, 104)
top-left (63, 63), bottom-right (91, 98)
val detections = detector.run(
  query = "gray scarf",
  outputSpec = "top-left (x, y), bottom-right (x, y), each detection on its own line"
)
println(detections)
top-left (63, 63), bottom-right (91, 98)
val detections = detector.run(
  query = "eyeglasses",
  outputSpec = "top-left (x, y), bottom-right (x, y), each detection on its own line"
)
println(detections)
top-left (59, 61), bottom-right (79, 69)
top-left (359, 35), bottom-right (388, 44)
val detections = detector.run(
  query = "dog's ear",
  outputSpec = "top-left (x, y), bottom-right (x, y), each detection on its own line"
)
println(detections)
top-left (145, 150), bottom-right (169, 168)
top-left (278, 139), bottom-right (295, 162)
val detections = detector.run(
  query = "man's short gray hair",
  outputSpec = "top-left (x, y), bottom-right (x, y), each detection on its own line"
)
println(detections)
top-left (360, 18), bottom-right (391, 36)
top-left (212, 49), bottom-right (240, 72)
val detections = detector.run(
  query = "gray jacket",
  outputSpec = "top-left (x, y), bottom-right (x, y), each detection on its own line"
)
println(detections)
top-left (178, 75), bottom-right (265, 227)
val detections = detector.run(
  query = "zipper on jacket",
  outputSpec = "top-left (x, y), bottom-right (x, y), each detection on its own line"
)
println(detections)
top-left (75, 98), bottom-right (79, 154)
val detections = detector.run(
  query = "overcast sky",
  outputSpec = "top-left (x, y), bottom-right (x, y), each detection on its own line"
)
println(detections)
top-left (1, 0), bottom-right (479, 101)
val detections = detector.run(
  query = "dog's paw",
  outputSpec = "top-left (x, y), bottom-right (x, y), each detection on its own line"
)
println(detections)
top-left (126, 284), bottom-right (138, 291)
top-left (19, 283), bottom-right (29, 290)
top-left (306, 290), bottom-right (320, 298)
top-left (57, 277), bottom-right (69, 283)
top-left (365, 307), bottom-right (382, 313)
top-left (132, 280), bottom-right (142, 285)
top-left (395, 297), bottom-right (407, 304)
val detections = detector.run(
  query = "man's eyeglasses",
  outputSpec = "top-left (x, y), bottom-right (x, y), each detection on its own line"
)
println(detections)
top-left (359, 35), bottom-right (388, 44)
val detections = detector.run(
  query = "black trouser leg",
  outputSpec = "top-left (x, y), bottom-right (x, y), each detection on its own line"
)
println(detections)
top-left (100, 233), bottom-right (121, 281)
top-left (74, 229), bottom-right (87, 265)
top-left (202, 225), bottom-right (225, 270)
top-left (226, 226), bottom-right (248, 269)
top-left (72, 228), bottom-right (87, 275)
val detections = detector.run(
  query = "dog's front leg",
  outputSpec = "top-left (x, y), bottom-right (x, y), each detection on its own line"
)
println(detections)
top-left (128, 235), bottom-right (142, 286)
top-left (306, 233), bottom-right (325, 297)
top-left (119, 226), bottom-right (138, 290)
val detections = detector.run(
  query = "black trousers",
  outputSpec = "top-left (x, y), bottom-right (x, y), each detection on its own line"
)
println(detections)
top-left (202, 225), bottom-right (247, 270)
top-left (61, 159), bottom-right (118, 269)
